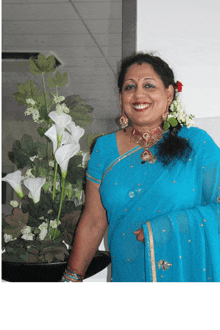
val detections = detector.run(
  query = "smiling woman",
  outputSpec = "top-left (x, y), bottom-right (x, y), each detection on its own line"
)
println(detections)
top-left (62, 52), bottom-right (220, 282)
top-left (119, 62), bottom-right (174, 131)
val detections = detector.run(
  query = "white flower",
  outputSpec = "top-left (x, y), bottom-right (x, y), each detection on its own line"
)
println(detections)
top-left (26, 98), bottom-right (36, 106)
top-left (45, 125), bottom-right (58, 153)
top-left (50, 219), bottom-right (61, 229)
top-left (61, 104), bottom-right (70, 114)
top-left (45, 125), bottom-right (71, 153)
top-left (21, 233), bottom-right (34, 241)
top-left (32, 109), bottom-right (41, 123)
top-left (23, 177), bottom-right (46, 203)
top-left (25, 168), bottom-right (35, 178)
top-left (48, 111), bottom-right (72, 138)
top-left (56, 103), bottom-right (70, 115)
top-left (21, 226), bottom-right (32, 234)
top-left (2, 170), bottom-right (24, 198)
top-left (4, 233), bottom-right (17, 243)
top-left (24, 107), bottom-right (43, 123)
top-left (21, 226), bottom-right (34, 240)
top-left (55, 143), bottom-right (80, 177)
top-left (39, 228), bottom-right (47, 240)
top-left (29, 155), bottom-right (38, 162)
top-left (49, 160), bottom-right (54, 167)
top-left (66, 121), bottom-right (85, 144)
top-left (38, 222), bottom-right (48, 231)
top-left (82, 152), bottom-right (90, 168)
top-left (25, 107), bottom-right (35, 115)
top-left (53, 95), bottom-right (65, 104)
top-left (169, 97), bottom-right (194, 129)
top-left (10, 200), bottom-right (19, 208)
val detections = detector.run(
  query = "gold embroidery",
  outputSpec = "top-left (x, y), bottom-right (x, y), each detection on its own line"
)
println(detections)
top-left (158, 259), bottom-right (172, 271)
top-left (86, 173), bottom-right (101, 184)
top-left (146, 221), bottom-right (157, 282)
top-left (102, 147), bottom-right (141, 182)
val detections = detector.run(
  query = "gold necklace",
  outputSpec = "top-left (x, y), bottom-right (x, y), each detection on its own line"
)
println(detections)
top-left (130, 126), bottom-right (164, 164)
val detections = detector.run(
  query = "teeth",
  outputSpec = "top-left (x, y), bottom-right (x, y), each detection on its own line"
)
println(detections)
top-left (133, 104), bottom-right (149, 109)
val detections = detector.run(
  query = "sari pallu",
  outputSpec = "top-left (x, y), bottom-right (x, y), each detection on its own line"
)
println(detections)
top-left (86, 127), bottom-right (220, 282)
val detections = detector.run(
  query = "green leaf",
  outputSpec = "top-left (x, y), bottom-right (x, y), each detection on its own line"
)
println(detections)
top-left (29, 54), bottom-right (56, 75)
top-left (47, 76), bottom-right (57, 89)
top-left (21, 134), bottom-right (38, 156)
top-left (8, 141), bottom-right (31, 169)
top-left (29, 58), bottom-right (42, 75)
top-left (36, 140), bottom-right (48, 158)
top-left (45, 55), bottom-right (56, 73)
top-left (14, 80), bottom-right (39, 106)
top-left (4, 208), bottom-right (29, 239)
top-left (168, 117), bottom-right (178, 127)
top-left (38, 53), bottom-right (48, 69)
top-left (55, 71), bottom-right (68, 87)
top-left (38, 105), bottom-right (50, 122)
top-left (164, 121), bottom-right (170, 131)
top-left (62, 95), bottom-right (94, 128)
top-left (36, 90), bottom-right (47, 107)
top-left (37, 127), bottom-right (47, 138)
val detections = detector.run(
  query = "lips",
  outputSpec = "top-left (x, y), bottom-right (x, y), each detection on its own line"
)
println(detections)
top-left (132, 102), bottom-right (151, 111)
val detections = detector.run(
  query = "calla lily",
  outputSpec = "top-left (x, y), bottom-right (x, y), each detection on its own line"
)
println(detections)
top-left (66, 121), bottom-right (85, 144)
top-left (48, 111), bottom-right (72, 138)
top-left (45, 125), bottom-right (57, 153)
top-left (2, 170), bottom-right (24, 198)
top-left (82, 152), bottom-right (90, 168)
top-left (23, 177), bottom-right (46, 203)
top-left (45, 125), bottom-right (71, 153)
top-left (55, 143), bottom-right (80, 177)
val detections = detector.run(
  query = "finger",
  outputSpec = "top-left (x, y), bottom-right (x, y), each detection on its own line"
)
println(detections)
top-left (136, 230), bottom-right (145, 242)
top-left (133, 229), bottom-right (141, 234)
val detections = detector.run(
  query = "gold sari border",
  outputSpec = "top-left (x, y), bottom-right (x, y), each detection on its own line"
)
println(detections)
top-left (101, 146), bottom-right (141, 183)
top-left (146, 221), bottom-right (157, 282)
top-left (86, 173), bottom-right (101, 184)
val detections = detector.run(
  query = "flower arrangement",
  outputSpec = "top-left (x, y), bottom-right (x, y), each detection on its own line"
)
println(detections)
top-left (2, 53), bottom-right (98, 263)
top-left (164, 81), bottom-right (195, 130)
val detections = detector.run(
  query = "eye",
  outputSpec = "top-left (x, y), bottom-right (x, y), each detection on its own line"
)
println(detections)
top-left (124, 83), bottom-right (136, 91)
top-left (144, 83), bottom-right (155, 89)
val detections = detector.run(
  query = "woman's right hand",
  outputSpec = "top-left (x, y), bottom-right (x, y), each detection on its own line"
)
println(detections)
top-left (133, 228), bottom-right (145, 244)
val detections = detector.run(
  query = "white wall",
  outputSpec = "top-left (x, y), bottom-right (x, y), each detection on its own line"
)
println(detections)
top-left (137, 0), bottom-right (220, 125)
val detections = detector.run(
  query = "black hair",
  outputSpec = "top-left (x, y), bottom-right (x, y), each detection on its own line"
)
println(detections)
top-left (117, 52), bottom-right (192, 166)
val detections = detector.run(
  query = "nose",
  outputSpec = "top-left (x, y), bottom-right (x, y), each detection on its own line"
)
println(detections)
top-left (134, 85), bottom-right (146, 99)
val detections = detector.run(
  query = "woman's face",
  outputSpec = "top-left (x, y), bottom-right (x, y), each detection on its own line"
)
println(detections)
top-left (120, 63), bottom-right (174, 130)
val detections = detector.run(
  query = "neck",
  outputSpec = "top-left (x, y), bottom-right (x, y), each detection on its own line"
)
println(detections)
top-left (131, 122), bottom-right (163, 133)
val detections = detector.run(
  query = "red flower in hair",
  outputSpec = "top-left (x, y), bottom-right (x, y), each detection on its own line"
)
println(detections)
top-left (175, 81), bottom-right (183, 92)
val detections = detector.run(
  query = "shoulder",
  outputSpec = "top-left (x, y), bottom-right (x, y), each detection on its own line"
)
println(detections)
top-left (179, 126), bottom-right (217, 147)
top-left (179, 126), bottom-right (209, 140)
top-left (179, 126), bottom-right (220, 164)
top-left (92, 132), bottom-right (117, 154)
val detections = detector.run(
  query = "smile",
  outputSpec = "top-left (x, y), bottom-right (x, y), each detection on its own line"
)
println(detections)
top-left (132, 103), bottom-right (151, 111)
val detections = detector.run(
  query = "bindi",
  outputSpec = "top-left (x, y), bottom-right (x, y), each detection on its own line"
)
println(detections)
top-left (137, 62), bottom-right (142, 66)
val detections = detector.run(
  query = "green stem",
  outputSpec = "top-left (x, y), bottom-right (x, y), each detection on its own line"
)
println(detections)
top-left (41, 73), bottom-right (49, 112)
top-left (56, 175), bottom-right (66, 225)
top-left (52, 135), bottom-right (62, 200)
top-left (52, 158), bottom-right (58, 201)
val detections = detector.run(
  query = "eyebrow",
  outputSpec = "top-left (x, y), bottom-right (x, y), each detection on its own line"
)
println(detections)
top-left (124, 78), bottom-right (156, 82)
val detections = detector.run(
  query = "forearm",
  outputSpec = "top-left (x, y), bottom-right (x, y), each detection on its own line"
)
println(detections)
top-left (68, 213), bottom-right (108, 276)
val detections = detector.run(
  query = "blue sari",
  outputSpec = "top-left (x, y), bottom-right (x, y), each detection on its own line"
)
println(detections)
top-left (86, 127), bottom-right (220, 282)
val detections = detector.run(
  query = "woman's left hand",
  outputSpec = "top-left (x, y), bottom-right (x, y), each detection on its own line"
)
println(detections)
top-left (133, 228), bottom-right (145, 244)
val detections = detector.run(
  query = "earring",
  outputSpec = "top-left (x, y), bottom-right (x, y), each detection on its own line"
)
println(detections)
top-left (119, 103), bottom-right (128, 132)
top-left (162, 111), bottom-right (169, 122)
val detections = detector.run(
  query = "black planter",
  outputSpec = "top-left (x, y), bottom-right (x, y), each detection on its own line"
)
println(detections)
top-left (2, 251), bottom-right (111, 282)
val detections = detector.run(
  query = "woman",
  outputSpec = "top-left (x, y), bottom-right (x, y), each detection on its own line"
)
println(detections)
top-left (61, 53), bottom-right (220, 282)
